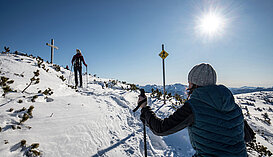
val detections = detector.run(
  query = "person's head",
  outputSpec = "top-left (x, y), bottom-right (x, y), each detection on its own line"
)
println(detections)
top-left (76, 49), bottom-right (81, 54)
top-left (187, 63), bottom-right (217, 93)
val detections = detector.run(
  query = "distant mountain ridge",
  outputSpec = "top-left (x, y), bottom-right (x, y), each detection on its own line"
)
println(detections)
top-left (230, 86), bottom-right (273, 94)
top-left (139, 83), bottom-right (187, 96)
top-left (139, 83), bottom-right (273, 95)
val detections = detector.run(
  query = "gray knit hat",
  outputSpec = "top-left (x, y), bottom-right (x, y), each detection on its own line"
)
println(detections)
top-left (188, 63), bottom-right (217, 86)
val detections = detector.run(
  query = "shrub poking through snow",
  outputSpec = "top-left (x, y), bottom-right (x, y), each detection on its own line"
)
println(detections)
top-left (21, 140), bottom-right (26, 147)
top-left (0, 76), bottom-right (15, 97)
top-left (59, 75), bottom-right (66, 82)
top-left (14, 72), bottom-right (24, 77)
top-left (18, 99), bottom-right (23, 103)
top-left (53, 64), bottom-right (61, 72)
top-left (7, 80), bottom-right (14, 84)
top-left (15, 107), bottom-right (26, 113)
top-left (22, 70), bottom-right (40, 93)
top-left (8, 108), bottom-right (14, 112)
top-left (246, 139), bottom-right (272, 156)
top-left (36, 56), bottom-right (44, 68)
top-left (261, 112), bottom-right (271, 125)
top-left (104, 81), bottom-right (108, 88)
top-left (19, 140), bottom-right (42, 157)
top-left (31, 143), bottom-right (39, 149)
top-left (31, 95), bottom-right (38, 102)
top-left (68, 85), bottom-right (76, 89)
top-left (33, 70), bottom-right (40, 77)
top-left (37, 60), bottom-right (43, 68)
top-left (174, 94), bottom-right (184, 104)
top-left (111, 80), bottom-right (117, 86)
top-left (42, 88), bottom-right (53, 95)
top-left (27, 106), bottom-right (34, 117)
top-left (0, 76), bottom-right (9, 86)
top-left (2, 46), bottom-right (10, 54)
top-left (30, 149), bottom-right (41, 156)
top-left (2, 86), bottom-right (12, 95)
top-left (20, 113), bottom-right (29, 124)
top-left (126, 83), bottom-right (138, 91)
top-left (0, 127), bottom-right (2, 132)
top-left (166, 92), bottom-right (172, 99)
top-left (36, 56), bottom-right (50, 72)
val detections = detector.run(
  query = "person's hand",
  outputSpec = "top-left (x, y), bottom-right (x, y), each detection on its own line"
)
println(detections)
top-left (138, 95), bottom-right (147, 108)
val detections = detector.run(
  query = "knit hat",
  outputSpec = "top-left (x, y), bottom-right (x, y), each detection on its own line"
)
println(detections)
top-left (188, 63), bottom-right (217, 86)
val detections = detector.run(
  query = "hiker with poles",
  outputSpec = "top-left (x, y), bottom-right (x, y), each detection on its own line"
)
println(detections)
top-left (71, 49), bottom-right (87, 88)
top-left (136, 63), bottom-right (254, 157)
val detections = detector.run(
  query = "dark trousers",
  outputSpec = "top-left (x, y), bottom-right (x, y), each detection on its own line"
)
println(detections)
top-left (74, 66), bottom-right (82, 87)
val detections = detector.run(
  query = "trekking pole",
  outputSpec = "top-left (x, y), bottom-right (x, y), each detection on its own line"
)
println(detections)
top-left (86, 65), bottom-right (88, 88)
top-left (68, 65), bottom-right (73, 85)
top-left (71, 65), bottom-right (74, 86)
top-left (143, 121), bottom-right (147, 157)
top-left (133, 89), bottom-right (147, 157)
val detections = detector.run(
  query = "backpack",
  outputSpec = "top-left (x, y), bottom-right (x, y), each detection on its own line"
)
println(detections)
top-left (74, 55), bottom-right (82, 67)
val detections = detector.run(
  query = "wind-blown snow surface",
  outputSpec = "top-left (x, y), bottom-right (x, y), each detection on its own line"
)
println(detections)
top-left (0, 54), bottom-right (194, 157)
top-left (0, 53), bottom-right (272, 156)
top-left (236, 92), bottom-right (273, 156)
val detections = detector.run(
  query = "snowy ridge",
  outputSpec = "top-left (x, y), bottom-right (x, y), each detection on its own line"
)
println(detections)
top-left (0, 53), bottom-right (272, 156)
top-left (0, 53), bottom-right (194, 157)
top-left (236, 92), bottom-right (273, 156)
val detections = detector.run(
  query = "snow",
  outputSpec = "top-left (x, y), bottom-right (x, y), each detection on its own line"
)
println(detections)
top-left (236, 92), bottom-right (273, 156)
top-left (0, 53), bottom-right (272, 156)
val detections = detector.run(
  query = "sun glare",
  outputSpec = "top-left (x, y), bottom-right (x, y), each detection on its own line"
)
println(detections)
top-left (200, 13), bottom-right (224, 35)
top-left (194, 6), bottom-right (229, 40)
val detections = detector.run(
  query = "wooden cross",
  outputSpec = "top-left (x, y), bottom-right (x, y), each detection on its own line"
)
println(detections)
top-left (46, 39), bottom-right (58, 64)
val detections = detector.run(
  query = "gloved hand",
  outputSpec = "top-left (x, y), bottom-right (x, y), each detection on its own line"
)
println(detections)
top-left (138, 95), bottom-right (147, 108)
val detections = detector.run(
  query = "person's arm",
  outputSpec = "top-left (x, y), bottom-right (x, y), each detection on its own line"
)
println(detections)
top-left (244, 120), bottom-right (255, 142)
top-left (140, 102), bottom-right (194, 136)
top-left (81, 56), bottom-right (87, 67)
top-left (71, 55), bottom-right (75, 65)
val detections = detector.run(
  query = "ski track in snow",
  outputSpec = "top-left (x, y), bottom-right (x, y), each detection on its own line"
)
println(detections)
top-left (0, 54), bottom-right (273, 156)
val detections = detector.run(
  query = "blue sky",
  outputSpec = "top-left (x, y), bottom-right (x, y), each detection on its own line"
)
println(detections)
top-left (1, 0), bottom-right (273, 87)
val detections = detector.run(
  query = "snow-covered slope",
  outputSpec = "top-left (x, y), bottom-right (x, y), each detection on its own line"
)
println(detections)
top-left (0, 53), bottom-right (194, 157)
top-left (236, 92), bottom-right (273, 156)
top-left (0, 53), bottom-right (272, 157)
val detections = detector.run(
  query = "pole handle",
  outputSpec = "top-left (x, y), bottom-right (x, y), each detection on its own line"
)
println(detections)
top-left (133, 97), bottom-right (147, 112)
top-left (133, 89), bottom-right (146, 112)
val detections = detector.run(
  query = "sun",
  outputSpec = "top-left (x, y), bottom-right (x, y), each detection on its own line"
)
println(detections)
top-left (200, 13), bottom-right (224, 34)
top-left (195, 8), bottom-right (228, 40)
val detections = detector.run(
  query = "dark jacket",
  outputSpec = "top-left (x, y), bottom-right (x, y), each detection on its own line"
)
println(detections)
top-left (71, 53), bottom-right (87, 67)
top-left (141, 85), bottom-right (252, 156)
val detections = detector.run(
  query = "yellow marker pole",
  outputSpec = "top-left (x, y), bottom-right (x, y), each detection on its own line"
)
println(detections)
top-left (162, 44), bottom-right (166, 104)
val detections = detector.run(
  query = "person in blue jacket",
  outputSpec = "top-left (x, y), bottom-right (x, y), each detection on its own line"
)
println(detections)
top-left (138, 63), bottom-right (251, 157)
